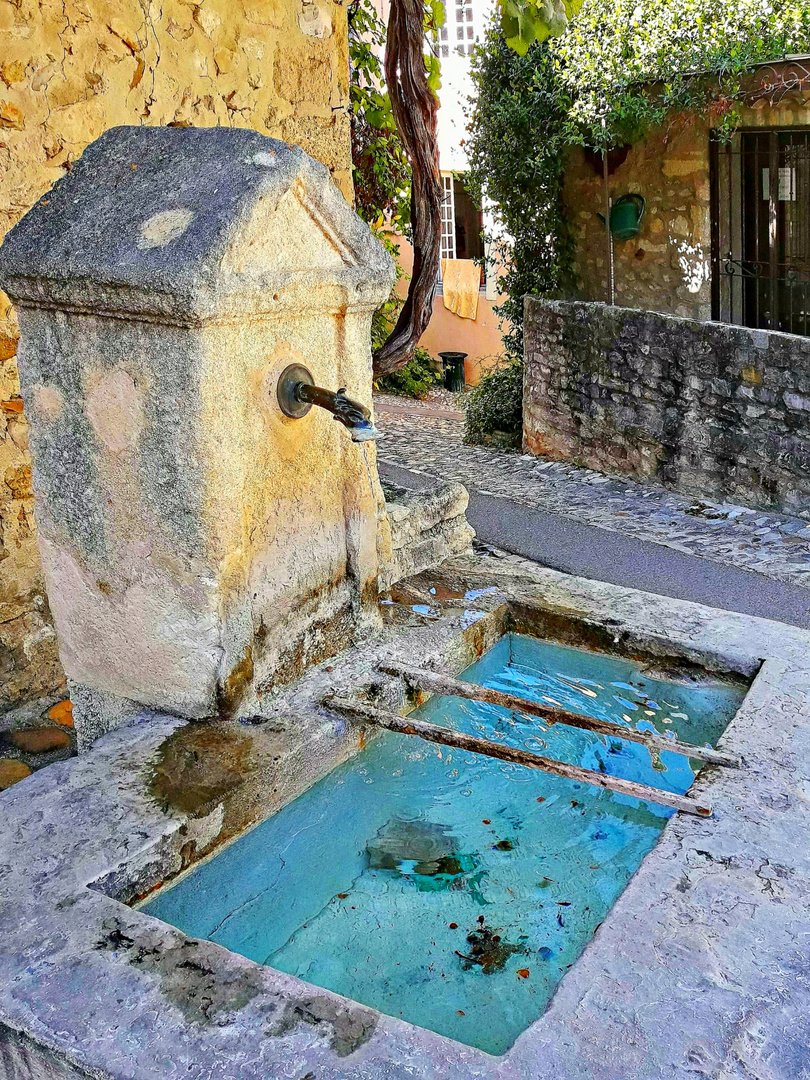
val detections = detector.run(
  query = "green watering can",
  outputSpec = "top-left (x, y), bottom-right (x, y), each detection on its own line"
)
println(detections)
top-left (598, 194), bottom-right (646, 242)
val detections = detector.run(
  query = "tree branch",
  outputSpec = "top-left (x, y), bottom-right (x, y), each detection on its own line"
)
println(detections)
top-left (373, 0), bottom-right (442, 378)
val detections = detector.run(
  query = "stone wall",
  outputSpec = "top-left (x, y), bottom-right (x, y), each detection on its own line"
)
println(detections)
top-left (0, 0), bottom-right (351, 709)
top-left (524, 298), bottom-right (810, 519)
top-left (564, 99), bottom-right (808, 319)
top-left (380, 479), bottom-right (474, 591)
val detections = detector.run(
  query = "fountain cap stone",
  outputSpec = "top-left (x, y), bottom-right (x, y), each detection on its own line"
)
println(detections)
top-left (0, 125), bottom-right (395, 322)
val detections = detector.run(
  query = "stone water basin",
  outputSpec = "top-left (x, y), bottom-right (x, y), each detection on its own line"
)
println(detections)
top-left (4, 555), bottom-right (808, 1080)
top-left (141, 632), bottom-right (745, 1054)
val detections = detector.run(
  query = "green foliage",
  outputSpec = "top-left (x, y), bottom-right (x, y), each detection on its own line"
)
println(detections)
top-left (348, 0), bottom-right (412, 233)
top-left (466, 33), bottom-right (576, 356)
top-left (500, 0), bottom-right (584, 55)
top-left (424, 0), bottom-right (448, 91)
top-left (496, 0), bottom-right (807, 61)
top-left (348, 0), bottom-right (447, 234)
top-left (466, 0), bottom-right (807, 354)
top-left (376, 347), bottom-right (440, 399)
top-left (368, 230), bottom-right (410, 355)
top-left (556, 0), bottom-right (810, 149)
top-left (462, 357), bottom-right (524, 447)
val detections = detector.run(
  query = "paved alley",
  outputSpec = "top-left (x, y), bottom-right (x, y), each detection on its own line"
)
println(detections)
top-left (375, 393), bottom-right (810, 628)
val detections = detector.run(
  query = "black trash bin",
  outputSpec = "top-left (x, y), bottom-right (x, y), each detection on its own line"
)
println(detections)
top-left (439, 351), bottom-right (467, 392)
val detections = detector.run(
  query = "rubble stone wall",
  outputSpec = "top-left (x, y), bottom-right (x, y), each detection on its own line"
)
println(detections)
top-left (524, 297), bottom-right (810, 519)
top-left (0, 0), bottom-right (351, 708)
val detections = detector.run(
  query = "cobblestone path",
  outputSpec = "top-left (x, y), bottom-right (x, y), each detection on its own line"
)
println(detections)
top-left (374, 393), bottom-right (810, 590)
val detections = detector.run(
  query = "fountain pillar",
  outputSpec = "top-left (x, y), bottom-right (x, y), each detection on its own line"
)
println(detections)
top-left (0, 126), bottom-right (395, 746)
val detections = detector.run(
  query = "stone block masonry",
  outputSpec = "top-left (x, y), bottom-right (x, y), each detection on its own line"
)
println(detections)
top-left (0, 0), bottom-right (353, 708)
top-left (379, 479), bottom-right (475, 591)
top-left (524, 299), bottom-right (810, 519)
top-left (563, 98), bottom-right (808, 319)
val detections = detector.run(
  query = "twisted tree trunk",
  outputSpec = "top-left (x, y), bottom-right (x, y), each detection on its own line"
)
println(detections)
top-left (373, 0), bottom-right (442, 378)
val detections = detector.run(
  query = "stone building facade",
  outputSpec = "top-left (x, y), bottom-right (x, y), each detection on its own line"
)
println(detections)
top-left (0, 0), bottom-right (352, 708)
top-left (564, 73), bottom-right (809, 319)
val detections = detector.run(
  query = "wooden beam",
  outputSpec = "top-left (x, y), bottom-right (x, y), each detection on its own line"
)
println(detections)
top-left (380, 662), bottom-right (740, 769)
top-left (328, 696), bottom-right (713, 817)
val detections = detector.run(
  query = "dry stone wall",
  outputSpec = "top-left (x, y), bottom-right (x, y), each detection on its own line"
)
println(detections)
top-left (524, 298), bottom-right (810, 520)
top-left (0, 0), bottom-right (352, 708)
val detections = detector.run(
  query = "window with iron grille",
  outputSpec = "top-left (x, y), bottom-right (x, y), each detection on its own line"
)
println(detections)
top-left (711, 128), bottom-right (810, 337)
top-left (440, 174), bottom-right (456, 264)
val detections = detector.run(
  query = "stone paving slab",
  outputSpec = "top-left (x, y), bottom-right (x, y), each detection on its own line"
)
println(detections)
top-left (375, 394), bottom-right (464, 421)
top-left (374, 397), bottom-right (810, 589)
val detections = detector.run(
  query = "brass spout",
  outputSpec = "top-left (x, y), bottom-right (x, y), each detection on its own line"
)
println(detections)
top-left (276, 363), bottom-right (382, 443)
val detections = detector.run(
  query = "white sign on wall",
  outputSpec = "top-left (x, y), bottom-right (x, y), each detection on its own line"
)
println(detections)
top-left (762, 167), bottom-right (797, 201)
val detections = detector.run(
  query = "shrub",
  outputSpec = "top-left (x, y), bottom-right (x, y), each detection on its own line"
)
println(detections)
top-left (465, 35), bottom-right (575, 357)
top-left (375, 346), bottom-right (439, 400)
top-left (462, 356), bottom-right (524, 448)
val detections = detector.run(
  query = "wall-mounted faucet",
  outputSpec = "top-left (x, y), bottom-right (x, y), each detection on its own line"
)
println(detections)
top-left (276, 364), bottom-right (382, 443)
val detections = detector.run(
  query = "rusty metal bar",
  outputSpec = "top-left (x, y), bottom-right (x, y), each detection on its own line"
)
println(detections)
top-left (328, 696), bottom-right (713, 817)
top-left (380, 662), bottom-right (740, 769)
top-left (769, 130), bottom-right (780, 329)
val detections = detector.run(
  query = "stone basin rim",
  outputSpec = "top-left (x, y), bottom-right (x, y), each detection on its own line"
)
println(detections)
top-left (1, 555), bottom-right (808, 1080)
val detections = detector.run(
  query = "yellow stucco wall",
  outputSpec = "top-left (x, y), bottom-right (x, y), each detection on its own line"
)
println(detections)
top-left (565, 98), bottom-right (809, 319)
top-left (0, 0), bottom-right (352, 708)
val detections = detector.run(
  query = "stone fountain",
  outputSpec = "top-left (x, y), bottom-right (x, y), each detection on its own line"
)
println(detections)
top-left (0, 125), bottom-right (403, 747)
top-left (0, 127), bottom-right (806, 1080)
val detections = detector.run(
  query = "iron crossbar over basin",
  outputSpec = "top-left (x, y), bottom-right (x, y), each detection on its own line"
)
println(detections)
top-left (380, 662), bottom-right (740, 769)
top-left (327, 695), bottom-right (714, 817)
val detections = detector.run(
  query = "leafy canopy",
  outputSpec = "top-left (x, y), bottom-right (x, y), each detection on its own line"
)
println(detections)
top-left (348, 0), bottom-right (446, 234)
top-left (557, 0), bottom-right (810, 145)
top-left (497, 0), bottom-right (807, 60)
top-left (499, 0), bottom-right (584, 55)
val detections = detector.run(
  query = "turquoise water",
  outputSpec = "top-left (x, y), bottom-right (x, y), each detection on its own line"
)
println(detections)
top-left (142, 635), bottom-right (745, 1055)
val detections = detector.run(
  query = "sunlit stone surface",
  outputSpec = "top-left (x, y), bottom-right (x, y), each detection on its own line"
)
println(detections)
top-left (0, 126), bottom-right (395, 746)
top-left (144, 633), bottom-right (744, 1054)
top-left (0, 556), bottom-right (809, 1078)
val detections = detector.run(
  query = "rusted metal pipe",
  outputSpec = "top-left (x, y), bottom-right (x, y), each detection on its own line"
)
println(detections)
top-left (276, 363), bottom-right (382, 442)
top-left (380, 662), bottom-right (740, 768)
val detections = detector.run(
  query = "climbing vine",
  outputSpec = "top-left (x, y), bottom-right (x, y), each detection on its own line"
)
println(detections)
top-left (348, 0), bottom-right (412, 234)
top-left (465, 34), bottom-right (576, 356)
top-left (555, 0), bottom-right (810, 148)
top-left (349, 0), bottom-right (446, 377)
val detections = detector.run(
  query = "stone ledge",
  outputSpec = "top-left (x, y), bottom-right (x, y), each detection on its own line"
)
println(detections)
top-left (380, 478), bottom-right (475, 591)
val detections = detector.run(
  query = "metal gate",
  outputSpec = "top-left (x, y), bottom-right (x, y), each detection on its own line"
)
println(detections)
top-left (710, 128), bottom-right (810, 336)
